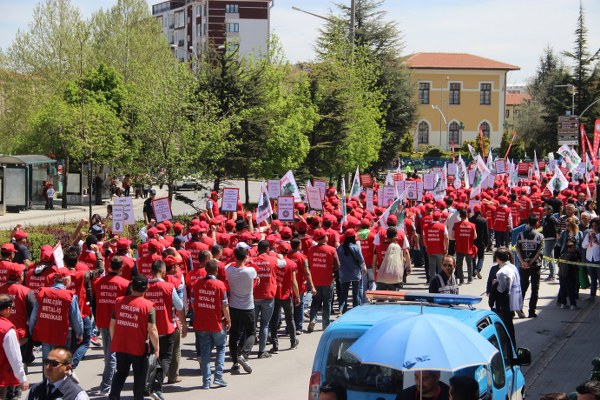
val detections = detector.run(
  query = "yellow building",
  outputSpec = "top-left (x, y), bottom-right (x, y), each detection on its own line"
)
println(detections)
top-left (405, 52), bottom-right (519, 151)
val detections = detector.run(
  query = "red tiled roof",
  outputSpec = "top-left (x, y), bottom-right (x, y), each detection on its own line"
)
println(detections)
top-left (506, 93), bottom-right (530, 105)
top-left (405, 52), bottom-right (519, 71)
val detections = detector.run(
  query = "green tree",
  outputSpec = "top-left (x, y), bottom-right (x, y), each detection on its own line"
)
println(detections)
top-left (316, 0), bottom-right (416, 173)
top-left (562, 0), bottom-right (600, 121)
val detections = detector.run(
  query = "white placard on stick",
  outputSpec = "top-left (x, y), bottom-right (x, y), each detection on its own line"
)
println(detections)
top-left (366, 188), bottom-right (374, 212)
top-left (417, 182), bottom-right (424, 202)
top-left (447, 163), bottom-right (458, 176)
top-left (114, 197), bottom-right (135, 225)
top-left (382, 186), bottom-right (396, 207)
top-left (268, 180), bottom-right (280, 200)
top-left (53, 243), bottom-right (64, 269)
top-left (377, 188), bottom-right (384, 207)
top-left (152, 197), bottom-right (173, 223)
top-left (278, 196), bottom-right (295, 222)
top-left (220, 187), bottom-right (239, 212)
top-left (405, 181), bottom-right (418, 200)
top-left (468, 169), bottom-right (476, 185)
top-left (314, 180), bottom-right (327, 201)
top-left (306, 187), bottom-right (323, 210)
top-left (495, 159), bottom-right (506, 174)
top-left (423, 174), bottom-right (436, 191)
top-left (112, 205), bottom-right (125, 234)
top-left (395, 181), bottom-right (405, 198)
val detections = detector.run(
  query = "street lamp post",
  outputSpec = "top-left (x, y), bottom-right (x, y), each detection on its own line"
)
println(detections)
top-left (431, 104), bottom-right (448, 148)
top-left (555, 84), bottom-right (577, 116)
top-left (292, 0), bottom-right (356, 50)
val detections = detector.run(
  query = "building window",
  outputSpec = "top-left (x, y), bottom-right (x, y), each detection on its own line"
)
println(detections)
top-left (418, 122), bottom-right (429, 144)
top-left (175, 11), bottom-right (185, 28)
top-left (226, 4), bottom-right (239, 13)
top-left (449, 121), bottom-right (460, 144)
top-left (227, 23), bottom-right (239, 32)
top-left (505, 109), bottom-right (510, 118)
top-left (196, 5), bottom-right (202, 16)
top-left (515, 110), bottom-right (521, 117)
top-left (480, 83), bottom-right (492, 105)
top-left (449, 83), bottom-right (461, 105)
top-left (418, 82), bottom-right (430, 105)
top-left (480, 122), bottom-right (491, 139)
top-left (196, 23), bottom-right (202, 37)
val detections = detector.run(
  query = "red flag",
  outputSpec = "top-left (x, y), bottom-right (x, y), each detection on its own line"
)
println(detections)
top-left (594, 119), bottom-right (600, 157)
top-left (504, 132), bottom-right (517, 160)
top-left (584, 128), bottom-right (597, 170)
top-left (581, 124), bottom-right (587, 161)
top-left (451, 140), bottom-right (455, 163)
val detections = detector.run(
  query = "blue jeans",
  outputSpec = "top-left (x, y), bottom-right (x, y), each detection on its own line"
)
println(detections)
top-left (361, 270), bottom-right (375, 303)
top-left (544, 238), bottom-right (557, 277)
top-left (309, 284), bottom-right (334, 330)
top-left (72, 316), bottom-right (92, 369)
top-left (339, 281), bottom-right (361, 313)
top-left (588, 261), bottom-right (600, 297)
top-left (100, 328), bottom-right (116, 392)
top-left (294, 292), bottom-right (305, 332)
top-left (254, 298), bottom-right (274, 353)
top-left (195, 330), bottom-right (226, 385)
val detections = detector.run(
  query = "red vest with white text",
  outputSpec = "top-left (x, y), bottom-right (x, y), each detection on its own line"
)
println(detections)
top-left (0, 317), bottom-right (20, 386)
top-left (145, 280), bottom-right (175, 336)
top-left (0, 282), bottom-right (30, 340)
top-left (110, 295), bottom-right (154, 356)
top-left (92, 274), bottom-right (130, 329)
top-left (32, 287), bottom-right (72, 346)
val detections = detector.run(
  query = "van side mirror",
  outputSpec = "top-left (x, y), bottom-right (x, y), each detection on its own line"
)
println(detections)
top-left (515, 348), bottom-right (531, 366)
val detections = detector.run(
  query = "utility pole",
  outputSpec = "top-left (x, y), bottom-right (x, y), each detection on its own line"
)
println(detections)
top-left (350, 0), bottom-right (356, 54)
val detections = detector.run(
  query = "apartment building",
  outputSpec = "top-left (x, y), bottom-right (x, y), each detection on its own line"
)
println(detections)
top-left (405, 52), bottom-right (519, 151)
top-left (152, 0), bottom-right (273, 60)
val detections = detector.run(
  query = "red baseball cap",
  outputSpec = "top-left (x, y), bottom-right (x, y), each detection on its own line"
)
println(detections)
top-left (278, 242), bottom-right (292, 253)
top-left (189, 225), bottom-right (201, 235)
top-left (147, 227), bottom-right (159, 238)
top-left (280, 227), bottom-right (293, 239)
top-left (473, 204), bottom-right (482, 213)
top-left (173, 222), bottom-right (184, 233)
top-left (313, 229), bottom-right (328, 240)
top-left (1, 243), bottom-right (16, 253)
top-left (344, 229), bottom-right (357, 239)
top-left (116, 238), bottom-right (131, 250)
top-left (6, 263), bottom-right (25, 279)
top-left (14, 230), bottom-right (28, 240)
top-left (148, 240), bottom-right (162, 253)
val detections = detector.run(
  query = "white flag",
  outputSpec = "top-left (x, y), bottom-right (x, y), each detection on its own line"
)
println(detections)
top-left (384, 172), bottom-right (394, 186)
top-left (340, 177), bottom-right (347, 232)
top-left (280, 170), bottom-right (302, 202)
top-left (467, 144), bottom-right (478, 159)
top-left (349, 166), bottom-right (361, 198)
top-left (487, 150), bottom-right (494, 171)
top-left (256, 180), bottom-right (273, 224)
top-left (533, 151), bottom-right (540, 180)
top-left (546, 165), bottom-right (569, 193)
top-left (379, 194), bottom-right (404, 230)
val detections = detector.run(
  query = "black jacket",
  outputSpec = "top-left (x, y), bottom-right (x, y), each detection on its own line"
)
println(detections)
top-left (469, 213), bottom-right (489, 247)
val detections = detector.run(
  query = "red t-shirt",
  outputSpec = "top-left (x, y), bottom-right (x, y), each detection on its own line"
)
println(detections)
top-left (66, 269), bottom-right (90, 318)
top-left (454, 220), bottom-right (476, 254)
top-left (275, 258), bottom-right (296, 300)
top-left (252, 253), bottom-right (277, 300)
top-left (288, 251), bottom-right (307, 292)
top-left (308, 244), bottom-right (337, 286)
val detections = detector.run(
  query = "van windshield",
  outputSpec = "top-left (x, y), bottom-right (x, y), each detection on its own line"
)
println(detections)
top-left (325, 338), bottom-right (404, 394)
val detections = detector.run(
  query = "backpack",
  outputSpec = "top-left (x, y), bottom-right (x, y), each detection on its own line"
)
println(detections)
top-left (376, 242), bottom-right (404, 284)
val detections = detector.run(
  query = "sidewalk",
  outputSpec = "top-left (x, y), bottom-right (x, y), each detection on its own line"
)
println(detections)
top-left (524, 294), bottom-right (600, 397)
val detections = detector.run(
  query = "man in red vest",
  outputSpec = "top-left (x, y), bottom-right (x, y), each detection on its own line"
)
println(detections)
top-left (423, 212), bottom-right (449, 283)
top-left (252, 240), bottom-right (280, 358)
top-left (185, 226), bottom-right (209, 271)
top-left (25, 245), bottom-right (58, 296)
top-left (110, 238), bottom-right (136, 280)
top-left (453, 209), bottom-right (477, 285)
top-left (145, 260), bottom-right (186, 400)
top-left (269, 242), bottom-right (300, 354)
top-left (29, 269), bottom-right (83, 371)
top-left (191, 259), bottom-right (230, 389)
top-left (494, 197), bottom-right (512, 248)
top-left (137, 241), bottom-right (163, 278)
top-left (92, 257), bottom-right (130, 396)
top-left (109, 274), bottom-right (159, 400)
top-left (0, 294), bottom-right (29, 399)
top-left (307, 229), bottom-right (339, 333)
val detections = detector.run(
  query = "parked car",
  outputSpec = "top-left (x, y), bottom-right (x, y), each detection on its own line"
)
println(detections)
top-left (172, 177), bottom-right (200, 191)
top-left (309, 292), bottom-right (531, 400)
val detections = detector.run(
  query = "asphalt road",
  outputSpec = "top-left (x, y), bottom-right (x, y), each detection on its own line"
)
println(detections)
top-left (19, 253), bottom-right (599, 400)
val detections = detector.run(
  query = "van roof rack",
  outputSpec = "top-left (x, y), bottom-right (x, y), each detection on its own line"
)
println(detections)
top-left (365, 291), bottom-right (482, 307)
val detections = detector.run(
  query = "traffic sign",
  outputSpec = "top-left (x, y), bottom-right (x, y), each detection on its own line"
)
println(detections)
top-left (558, 115), bottom-right (579, 146)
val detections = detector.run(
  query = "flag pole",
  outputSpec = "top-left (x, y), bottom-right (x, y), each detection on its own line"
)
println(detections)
top-left (504, 131), bottom-right (517, 160)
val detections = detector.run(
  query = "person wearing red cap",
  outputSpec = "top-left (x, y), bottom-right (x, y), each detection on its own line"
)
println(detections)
top-left (0, 244), bottom-right (17, 285)
top-left (185, 227), bottom-right (210, 271)
top-left (268, 242), bottom-right (300, 354)
top-left (422, 211), bottom-right (448, 283)
top-left (494, 198), bottom-right (512, 248)
top-left (307, 229), bottom-right (339, 333)
top-left (29, 269), bottom-right (84, 367)
top-left (137, 240), bottom-right (164, 278)
top-left (336, 229), bottom-right (366, 313)
top-left (0, 294), bottom-right (29, 399)
top-left (288, 238), bottom-right (315, 334)
top-left (453, 209), bottom-right (477, 285)
top-left (11, 227), bottom-right (31, 267)
top-left (25, 245), bottom-right (59, 296)
top-left (109, 238), bottom-right (135, 280)
top-left (508, 194), bottom-right (522, 229)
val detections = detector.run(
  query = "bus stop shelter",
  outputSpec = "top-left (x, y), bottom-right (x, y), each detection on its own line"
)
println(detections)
top-left (0, 154), bottom-right (57, 212)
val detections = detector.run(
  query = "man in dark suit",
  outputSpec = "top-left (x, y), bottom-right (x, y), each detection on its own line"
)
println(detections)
top-left (27, 347), bottom-right (88, 400)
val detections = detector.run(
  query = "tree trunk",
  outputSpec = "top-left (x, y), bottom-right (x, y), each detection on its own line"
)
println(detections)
top-left (167, 170), bottom-right (173, 202)
top-left (213, 174), bottom-right (221, 192)
top-left (244, 174), bottom-right (250, 206)
top-left (62, 156), bottom-right (69, 209)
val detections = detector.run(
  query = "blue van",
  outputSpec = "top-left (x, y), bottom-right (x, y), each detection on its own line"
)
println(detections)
top-left (309, 292), bottom-right (531, 400)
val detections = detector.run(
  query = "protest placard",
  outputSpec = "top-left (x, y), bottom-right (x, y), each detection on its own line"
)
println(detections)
top-left (221, 187), bottom-right (239, 212)
top-left (306, 187), bottom-right (323, 210)
top-left (114, 197), bottom-right (135, 225)
top-left (447, 163), bottom-right (458, 176)
top-left (268, 179), bottom-right (280, 199)
top-left (278, 196), bottom-right (295, 221)
top-left (382, 186), bottom-right (396, 207)
top-left (360, 174), bottom-right (373, 188)
top-left (53, 243), bottom-right (64, 269)
top-left (423, 173), bottom-right (436, 191)
top-left (152, 197), bottom-right (173, 223)
top-left (314, 180), bottom-right (327, 200)
top-left (495, 159), bottom-right (506, 174)
top-left (366, 188), bottom-right (374, 212)
top-left (405, 181), bottom-right (418, 200)
top-left (112, 205), bottom-right (125, 234)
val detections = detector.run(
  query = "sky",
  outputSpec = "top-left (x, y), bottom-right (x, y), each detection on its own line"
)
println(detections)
top-left (1, 0), bottom-right (599, 84)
